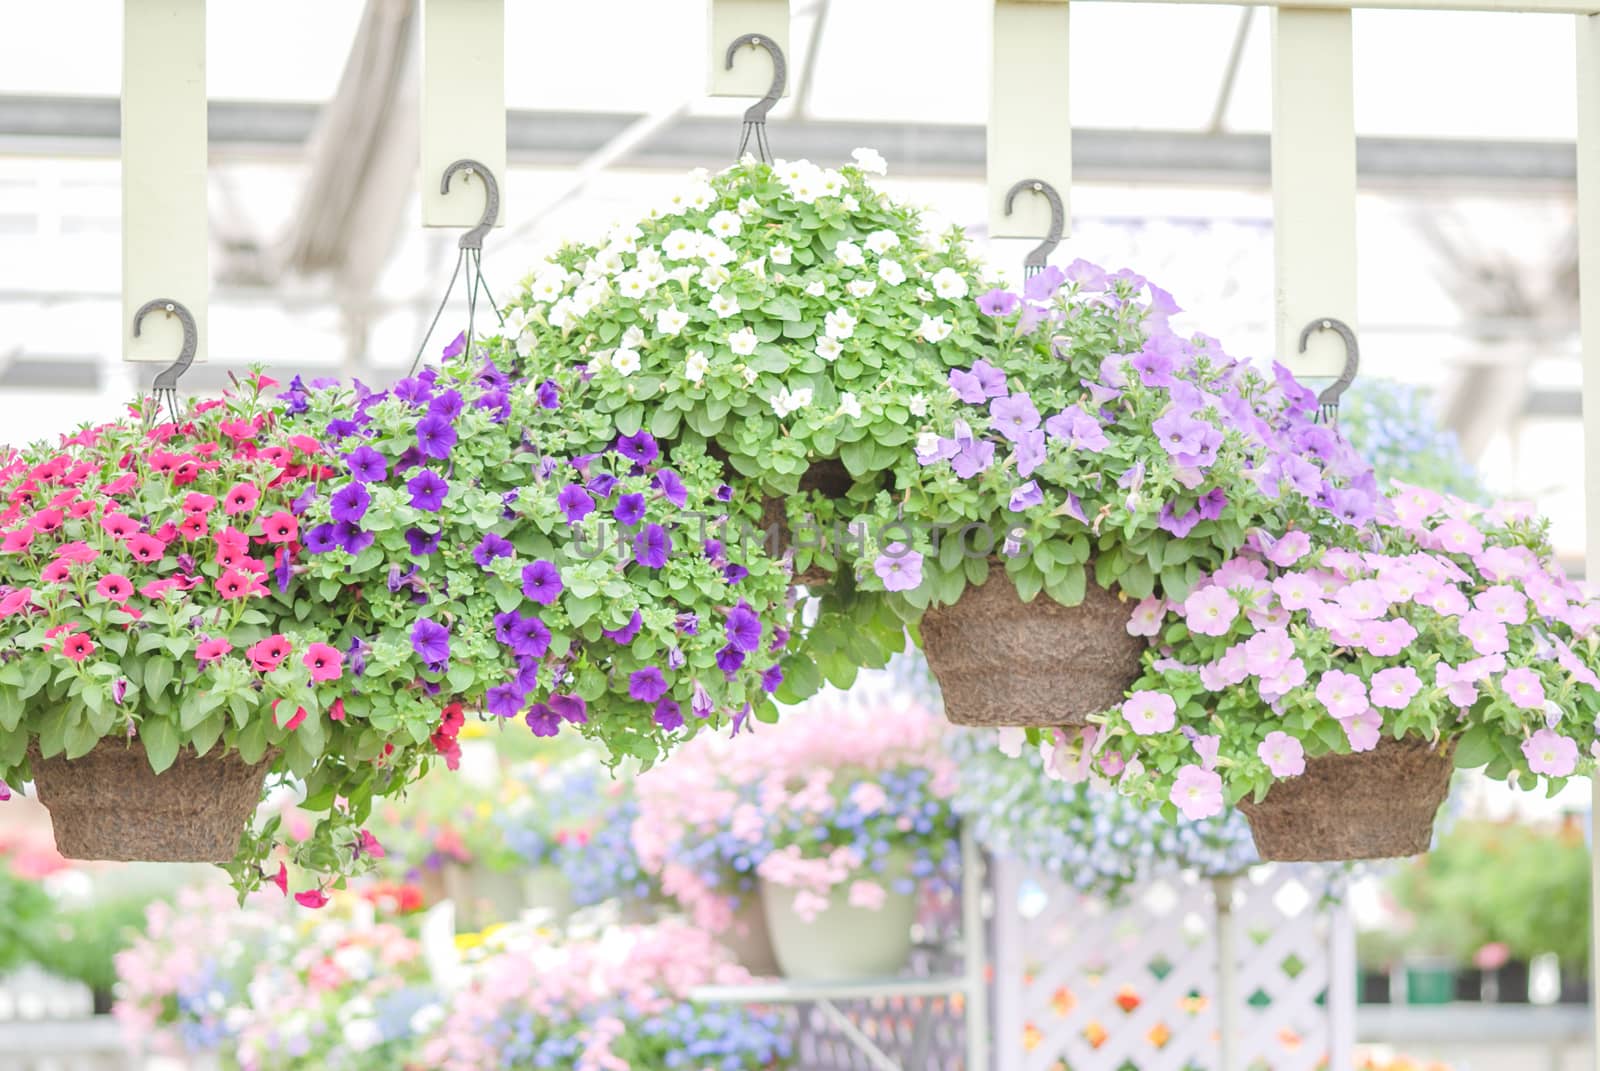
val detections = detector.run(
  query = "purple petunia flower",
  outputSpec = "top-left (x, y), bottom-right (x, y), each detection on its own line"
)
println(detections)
top-left (977, 288), bottom-right (1020, 317)
top-left (723, 563), bottom-right (749, 585)
top-left (950, 421), bottom-right (995, 480)
top-left (345, 445), bottom-right (387, 483)
top-left (514, 659), bottom-right (540, 694)
top-left (616, 430), bottom-right (660, 467)
top-left (416, 414), bottom-right (458, 460)
top-left (407, 471), bottom-right (449, 512)
top-left (411, 618), bottom-right (450, 669)
top-left (715, 645), bottom-right (746, 675)
top-left (762, 665), bottom-right (784, 694)
top-left (486, 683), bottom-right (525, 718)
top-left (429, 389), bottom-right (464, 421)
top-left (557, 484), bottom-right (595, 523)
top-left (652, 470), bottom-right (688, 508)
top-left (525, 703), bottom-right (561, 737)
top-left (588, 472), bottom-right (618, 499)
top-left (512, 615), bottom-right (551, 659)
top-left (550, 694), bottom-right (587, 724)
top-left (493, 611), bottom-right (520, 646)
top-left (330, 483), bottom-right (371, 523)
top-left (441, 331), bottom-right (467, 360)
top-left (334, 521), bottom-right (374, 555)
top-left (634, 524), bottom-right (671, 569)
top-left (614, 493), bottom-right (646, 527)
top-left (1158, 503), bottom-right (1201, 538)
top-left (393, 377), bottom-right (432, 406)
top-left (989, 394), bottom-right (1041, 443)
top-left (1025, 265), bottom-right (1069, 300)
top-left (948, 359), bottom-right (1008, 404)
top-left (1197, 487), bottom-right (1228, 521)
top-left (725, 602), bottom-right (763, 653)
top-left (305, 524), bottom-right (338, 554)
top-left (405, 527), bottom-right (441, 556)
top-left (1152, 410), bottom-right (1211, 459)
top-left (874, 545), bottom-right (923, 592)
top-left (676, 612), bottom-right (700, 635)
top-left (603, 610), bottom-right (644, 645)
top-left (347, 636), bottom-right (368, 678)
top-left (1014, 428), bottom-right (1047, 478)
top-left (537, 380), bottom-right (561, 409)
top-left (715, 484), bottom-right (734, 502)
top-left (1009, 481), bottom-right (1044, 512)
top-left (653, 699), bottom-right (684, 731)
top-left (473, 533), bottom-right (514, 568)
top-left (521, 560), bottom-right (563, 605)
top-left (628, 667), bottom-right (669, 703)
top-left (691, 680), bottom-right (715, 719)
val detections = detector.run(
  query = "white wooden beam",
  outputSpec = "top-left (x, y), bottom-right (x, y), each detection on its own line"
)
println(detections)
top-left (708, 0), bottom-right (791, 98)
top-left (122, 0), bottom-right (207, 364)
top-left (1271, 7), bottom-right (1357, 381)
top-left (989, 0), bottom-right (1071, 240)
top-left (1081, 0), bottom-right (1600, 13)
top-left (1574, 19), bottom-right (1600, 1068)
top-left (420, 0), bottom-right (505, 229)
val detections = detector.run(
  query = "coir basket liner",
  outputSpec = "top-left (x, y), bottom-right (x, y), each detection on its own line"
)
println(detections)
top-left (920, 571), bottom-right (1144, 729)
top-left (1238, 735), bottom-right (1455, 862)
top-left (30, 739), bottom-right (272, 863)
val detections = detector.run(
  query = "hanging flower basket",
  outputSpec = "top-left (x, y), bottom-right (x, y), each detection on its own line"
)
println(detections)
top-left (921, 572), bottom-right (1143, 728)
top-left (756, 458), bottom-right (855, 587)
top-left (1237, 736), bottom-right (1455, 862)
top-left (29, 740), bottom-right (271, 863)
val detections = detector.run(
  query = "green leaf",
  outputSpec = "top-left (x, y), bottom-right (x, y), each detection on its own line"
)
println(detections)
top-left (188, 713), bottom-right (224, 758)
top-left (1043, 564), bottom-right (1087, 607)
top-left (64, 717), bottom-right (101, 759)
top-left (1452, 724), bottom-right (1498, 770)
top-left (649, 406), bottom-right (681, 438)
top-left (141, 718), bottom-right (181, 774)
top-left (0, 690), bottom-right (22, 733)
top-left (144, 656), bottom-right (175, 700)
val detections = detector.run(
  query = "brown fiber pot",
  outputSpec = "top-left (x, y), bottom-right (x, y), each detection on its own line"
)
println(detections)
top-left (30, 740), bottom-right (272, 863)
top-left (758, 459), bottom-right (855, 588)
top-left (1238, 736), bottom-right (1455, 862)
top-left (920, 571), bottom-right (1144, 729)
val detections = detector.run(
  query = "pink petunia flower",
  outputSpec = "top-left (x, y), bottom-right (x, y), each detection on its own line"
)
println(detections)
top-left (0, 587), bottom-right (33, 617)
top-left (1522, 728), bottom-right (1579, 777)
top-left (1433, 518), bottom-right (1485, 557)
top-left (1343, 707), bottom-right (1383, 752)
top-left (1359, 618), bottom-right (1418, 657)
top-left (848, 881), bottom-right (887, 910)
top-left (1169, 764), bottom-right (1224, 819)
top-left (1184, 586), bottom-right (1239, 637)
top-left (1336, 580), bottom-right (1390, 621)
top-left (195, 638), bottom-right (233, 664)
top-left (1459, 611), bottom-right (1510, 657)
top-left (1473, 585), bottom-right (1528, 626)
top-left (1315, 670), bottom-right (1369, 721)
top-left (302, 642), bottom-right (344, 683)
top-left (1500, 667), bottom-right (1546, 710)
top-left (1258, 731), bottom-right (1306, 777)
top-left (1264, 530), bottom-right (1312, 567)
top-left (1272, 572), bottom-right (1320, 611)
top-left (222, 483), bottom-right (261, 516)
top-left (1123, 691), bottom-right (1177, 735)
top-left (1370, 666), bottom-right (1423, 710)
top-left (1126, 596), bottom-right (1165, 637)
top-left (1243, 627), bottom-right (1294, 678)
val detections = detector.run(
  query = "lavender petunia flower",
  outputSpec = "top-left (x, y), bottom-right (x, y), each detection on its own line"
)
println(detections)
top-left (1027, 264), bottom-right (1071, 299)
top-left (345, 446), bottom-right (387, 483)
top-left (330, 483), bottom-right (371, 523)
top-left (691, 680), bottom-right (715, 719)
top-left (1014, 429), bottom-right (1047, 478)
top-left (602, 610), bottom-right (643, 644)
top-left (410, 618), bottom-right (450, 669)
top-left (1009, 481), bottom-right (1044, 512)
top-left (415, 414), bottom-right (458, 460)
top-left (1158, 503), bottom-right (1200, 538)
top-left (977, 288), bottom-right (1020, 317)
top-left (633, 524), bottom-right (671, 569)
top-left (873, 545), bottom-right (923, 592)
top-left (628, 667), bottom-right (669, 703)
top-left (521, 560), bottom-right (563, 605)
top-left (473, 533), bottom-right (514, 568)
top-left (989, 393), bottom-right (1041, 443)
top-left (347, 637), bottom-right (368, 677)
top-left (1197, 487), bottom-right (1228, 521)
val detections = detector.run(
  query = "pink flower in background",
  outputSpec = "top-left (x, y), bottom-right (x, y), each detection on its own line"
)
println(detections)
top-left (1371, 666), bottom-right (1423, 710)
top-left (1127, 596), bottom-right (1165, 637)
top-left (1243, 627), bottom-right (1294, 678)
top-left (1191, 733), bottom-right (1221, 770)
top-left (1123, 691), bottom-right (1177, 735)
top-left (1522, 728), bottom-right (1578, 777)
top-left (1435, 664), bottom-right (1479, 707)
top-left (1264, 530), bottom-right (1311, 567)
top-left (1183, 586), bottom-right (1239, 636)
top-left (848, 881), bottom-right (887, 910)
top-left (849, 782), bottom-right (889, 815)
top-left (789, 890), bottom-right (831, 923)
top-left (1359, 618), bottom-right (1417, 657)
top-left (1434, 518), bottom-right (1485, 557)
top-left (1343, 708), bottom-right (1383, 752)
top-left (1336, 580), bottom-right (1390, 621)
top-left (1459, 611), bottom-right (1510, 656)
top-left (1424, 585), bottom-right (1469, 616)
top-left (1170, 765), bottom-right (1223, 820)
top-left (1474, 585), bottom-right (1529, 625)
top-left (1258, 731), bottom-right (1306, 777)
top-left (1500, 667), bottom-right (1546, 710)
top-left (1271, 572), bottom-right (1319, 611)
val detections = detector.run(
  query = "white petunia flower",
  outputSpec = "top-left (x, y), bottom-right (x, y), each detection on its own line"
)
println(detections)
top-left (824, 309), bottom-right (857, 340)
top-left (661, 229), bottom-right (702, 260)
top-left (607, 224), bottom-right (642, 252)
top-left (834, 240), bottom-right (865, 267)
top-left (877, 259), bottom-right (907, 286)
top-left (815, 337), bottom-right (843, 362)
top-left (851, 147), bottom-right (888, 175)
top-left (700, 237), bottom-right (735, 266)
top-left (737, 196), bottom-right (759, 216)
top-left (635, 247), bottom-right (663, 272)
top-left (709, 210), bottom-right (743, 238)
top-left (918, 314), bottom-right (952, 343)
top-left (590, 348), bottom-right (611, 370)
top-left (549, 301), bottom-right (573, 329)
top-left (742, 366), bottom-right (760, 386)
top-left (847, 279), bottom-right (877, 299)
top-left (839, 392), bottom-right (862, 419)
top-left (615, 271), bottom-right (650, 299)
top-left (710, 292), bottom-right (741, 319)
top-left (865, 230), bottom-right (900, 255)
top-left (515, 329), bottom-right (535, 359)
top-left (698, 264), bottom-right (732, 290)
top-left (728, 327), bottom-right (759, 356)
top-left (916, 430), bottom-right (943, 458)
top-left (621, 325), bottom-right (645, 350)
top-left (908, 393), bottom-right (928, 417)
top-left (741, 257), bottom-right (767, 282)
top-left (932, 267), bottom-right (969, 300)
top-left (819, 170), bottom-right (846, 198)
top-left (841, 194), bottom-right (859, 212)
top-left (640, 262), bottom-right (668, 288)
top-left (668, 265), bottom-right (697, 286)
top-left (916, 286), bottom-right (933, 302)
top-left (685, 349), bottom-right (709, 384)
top-left (804, 280), bottom-right (827, 297)
top-left (596, 248), bottom-right (626, 276)
top-left (612, 348), bottom-right (641, 376)
top-left (656, 306), bottom-right (689, 336)
top-left (530, 274), bottom-right (566, 303)
top-left (685, 181), bottom-right (716, 210)
top-left (502, 307), bottom-right (530, 336)
top-left (771, 386), bottom-right (814, 418)
top-left (770, 242), bottom-right (793, 266)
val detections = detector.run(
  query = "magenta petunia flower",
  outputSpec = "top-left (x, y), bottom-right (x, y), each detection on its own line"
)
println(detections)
top-left (302, 642), bottom-right (344, 683)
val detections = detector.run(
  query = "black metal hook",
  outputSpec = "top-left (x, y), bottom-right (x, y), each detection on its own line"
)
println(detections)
top-left (725, 33), bottom-right (787, 164)
top-left (1004, 179), bottom-right (1065, 279)
top-left (440, 158), bottom-right (500, 251)
top-left (1297, 317), bottom-right (1360, 424)
top-left (133, 298), bottom-right (197, 426)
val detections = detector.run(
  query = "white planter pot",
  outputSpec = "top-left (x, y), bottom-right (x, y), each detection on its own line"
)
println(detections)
top-left (760, 857), bottom-right (917, 980)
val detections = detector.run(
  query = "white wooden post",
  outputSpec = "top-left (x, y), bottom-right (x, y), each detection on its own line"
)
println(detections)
top-left (707, 0), bottom-right (791, 98)
top-left (122, 0), bottom-right (207, 364)
top-left (420, 0), bottom-right (505, 229)
top-left (1575, 15), bottom-right (1600, 1069)
top-left (1213, 876), bottom-right (1239, 1071)
top-left (988, 0), bottom-right (1071, 240)
top-left (1270, 7), bottom-right (1358, 380)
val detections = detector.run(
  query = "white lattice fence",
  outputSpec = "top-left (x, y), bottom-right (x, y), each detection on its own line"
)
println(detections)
top-left (994, 862), bottom-right (1352, 1071)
